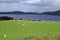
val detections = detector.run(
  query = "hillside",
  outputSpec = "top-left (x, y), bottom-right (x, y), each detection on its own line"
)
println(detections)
top-left (41, 10), bottom-right (60, 15)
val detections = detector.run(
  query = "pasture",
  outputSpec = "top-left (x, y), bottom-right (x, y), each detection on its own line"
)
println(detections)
top-left (0, 20), bottom-right (60, 40)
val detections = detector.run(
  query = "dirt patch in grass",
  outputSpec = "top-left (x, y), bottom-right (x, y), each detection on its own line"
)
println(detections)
top-left (23, 33), bottom-right (60, 40)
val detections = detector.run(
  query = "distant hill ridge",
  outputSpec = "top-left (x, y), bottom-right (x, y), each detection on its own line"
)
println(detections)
top-left (0, 10), bottom-right (60, 15)
top-left (41, 10), bottom-right (60, 15)
top-left (0, 11), bottom-right (39, 14)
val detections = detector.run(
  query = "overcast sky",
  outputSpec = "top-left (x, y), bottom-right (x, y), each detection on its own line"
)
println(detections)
top-left (0, 0), bottom-right (60, 12)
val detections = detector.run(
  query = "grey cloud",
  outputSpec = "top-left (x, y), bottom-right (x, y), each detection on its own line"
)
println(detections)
top-left (0, 0), bottom-right (19, 3)
top-left (0, 0), bottom-right (60, 12)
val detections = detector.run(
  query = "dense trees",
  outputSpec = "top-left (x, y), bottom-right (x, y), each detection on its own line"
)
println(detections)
top-left (0, 16), bottom-right (13, 20)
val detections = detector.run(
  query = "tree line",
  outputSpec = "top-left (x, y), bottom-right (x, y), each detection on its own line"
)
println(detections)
top-left (0, 16), bottom-right (13, 20)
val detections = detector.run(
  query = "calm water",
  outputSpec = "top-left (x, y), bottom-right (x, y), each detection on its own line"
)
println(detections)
top-left (0, 14), bottom-right (60, 21)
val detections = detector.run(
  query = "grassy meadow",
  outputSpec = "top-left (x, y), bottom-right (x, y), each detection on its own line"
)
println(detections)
top-left (0, 20), bottom-right (60, 40)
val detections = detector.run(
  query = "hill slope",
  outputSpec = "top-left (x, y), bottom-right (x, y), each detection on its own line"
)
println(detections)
top-left (41, 10), bottom-right (60, 15)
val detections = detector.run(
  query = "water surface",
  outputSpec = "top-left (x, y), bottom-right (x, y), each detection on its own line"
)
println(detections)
top-left (0, 14), bottom-right (60, 21)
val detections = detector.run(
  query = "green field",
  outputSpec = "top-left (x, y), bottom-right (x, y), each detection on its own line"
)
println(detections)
top-left (0, 20), bottom-right (60, 40)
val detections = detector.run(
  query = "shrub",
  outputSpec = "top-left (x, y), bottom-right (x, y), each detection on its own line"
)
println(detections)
top-left (32, 20), bottom-right (36, 21)
top-left (20, 18), bottom-right (23, 20)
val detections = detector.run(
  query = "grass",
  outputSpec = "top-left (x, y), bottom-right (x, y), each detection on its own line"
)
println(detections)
top-left (0, 20), bottom-right (60, 40)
